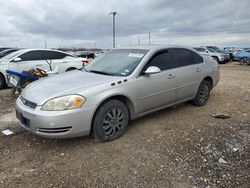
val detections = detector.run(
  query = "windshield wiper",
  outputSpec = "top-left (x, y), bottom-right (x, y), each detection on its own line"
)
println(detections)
top-left (89, 70), bottom-right (114, 76)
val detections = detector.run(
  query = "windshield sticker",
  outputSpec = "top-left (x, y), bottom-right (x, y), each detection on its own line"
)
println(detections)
top-left (121, 72), bottom-right (127, 75)
top-left (128, 53), bottom-right (144, 58)
top-left (124, 69), bottom-right (130, 73)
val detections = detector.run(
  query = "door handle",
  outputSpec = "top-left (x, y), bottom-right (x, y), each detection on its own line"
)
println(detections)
top-left (36, 64), bottom-right (43, 66)
top-left (196, 68), bottom-right (201, 72)
top-left (168, 74), bottom-right (176, 79)
top-left (62, 61), bottom-right (68, 63)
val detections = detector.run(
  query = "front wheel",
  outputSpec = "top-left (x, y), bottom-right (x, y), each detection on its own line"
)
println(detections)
top-left (93, 100), bottom-right (129, 142)
top-left (11, 87), bottom-right (22, 98)
top-left (193, 80), bottom-right (211, 106)
top-left (0, 74), bottom-right (6, 89)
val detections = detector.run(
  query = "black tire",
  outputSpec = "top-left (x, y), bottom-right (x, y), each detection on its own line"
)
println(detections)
top-left (239, 57), bottom-right (250, 65)
top-left (11, 87), bottom-right (22, 98)
top-left (66, 67), bottom-right (77, 72)
top-left (93, 100), bottom-right (129, 142)
top-left (0, 74), bottom-right (6, 89)
top-left (193, 80), bottom-right (211, 106)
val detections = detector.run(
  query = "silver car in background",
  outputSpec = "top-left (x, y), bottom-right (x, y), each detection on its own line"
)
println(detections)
top-left (16, 45), bottom-right (220, 141)
top-left (195, 47), bottom-right (226, 64)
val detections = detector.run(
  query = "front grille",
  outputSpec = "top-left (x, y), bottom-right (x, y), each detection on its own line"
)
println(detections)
top-left (20, 96), bottom-right (37, 109)
top-left (38, 126), bottom-right (72, 134)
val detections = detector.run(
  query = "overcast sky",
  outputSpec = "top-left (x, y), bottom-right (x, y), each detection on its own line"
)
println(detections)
top-left (1, 0), bottom-right (250, 49)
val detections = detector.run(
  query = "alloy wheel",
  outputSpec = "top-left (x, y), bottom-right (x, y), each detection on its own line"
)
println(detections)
top-left (199, 85), bottom-right (209, 105)
top-left (102, 108), bottom-right (126, 137)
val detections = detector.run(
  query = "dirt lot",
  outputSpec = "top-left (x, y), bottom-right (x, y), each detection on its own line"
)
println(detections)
top-left (0, 62), bottom-right (249, 188)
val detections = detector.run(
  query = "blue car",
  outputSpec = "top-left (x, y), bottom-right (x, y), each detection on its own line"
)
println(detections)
top-left (234, 49), bottom-right (250, 65)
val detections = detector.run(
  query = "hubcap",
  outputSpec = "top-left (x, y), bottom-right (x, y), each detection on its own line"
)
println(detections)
top-left (102, 108), bottom-right (125, 136)
top-left (241, 58), bottom-right (249, 65)
top-left (199, 85), bottom-right (209, 104)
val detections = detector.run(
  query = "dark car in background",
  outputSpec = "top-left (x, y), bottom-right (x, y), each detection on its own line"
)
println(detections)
top-left (0, 48), bottom-right (20, 58)
top-left (0, 47), bottom-right (12, 53)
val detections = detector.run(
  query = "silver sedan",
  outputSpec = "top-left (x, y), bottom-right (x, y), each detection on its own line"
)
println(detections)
top-left (16, 45), bottom-right (220, 141)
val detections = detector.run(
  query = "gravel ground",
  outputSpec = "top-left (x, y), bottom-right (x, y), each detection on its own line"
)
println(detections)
top-left (0, 62), bottom-right (249, 188)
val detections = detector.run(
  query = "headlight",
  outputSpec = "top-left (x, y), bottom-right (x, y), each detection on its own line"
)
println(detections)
top-left (41, 95), bottom-right (86, 111)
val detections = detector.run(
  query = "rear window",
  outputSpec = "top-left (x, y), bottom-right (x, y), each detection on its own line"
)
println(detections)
top-left (192, 52), bottom-right (204, 64)
top-left (172, 48), bottom-right (196, 67)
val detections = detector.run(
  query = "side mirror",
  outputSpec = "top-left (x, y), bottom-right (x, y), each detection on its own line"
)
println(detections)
top-left (13, 57), bottom-right (22, 62)
top-left (145, 66), bottom-right (161, 75)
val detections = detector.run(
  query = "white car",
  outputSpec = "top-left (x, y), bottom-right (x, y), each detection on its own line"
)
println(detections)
top-left (0, 49), bottom-right (85, 89)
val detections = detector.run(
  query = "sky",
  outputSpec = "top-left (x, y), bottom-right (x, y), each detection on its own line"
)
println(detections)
top-left (1, 0), bottom-right (250, 49)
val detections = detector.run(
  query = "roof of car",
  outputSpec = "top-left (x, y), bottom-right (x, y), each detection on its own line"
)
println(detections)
top-left (117, 44), bottom-right (193, 51)
top-left (15, 48), bottom-right (65, 53)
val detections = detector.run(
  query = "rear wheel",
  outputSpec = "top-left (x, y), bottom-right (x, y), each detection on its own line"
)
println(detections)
top-left (11, 87), bottom-right (22, 98)
top-left (93, 100), bottom-right (129, 142)
top-left (0, 74), bottom-right (6, 89)
top-left (193, 80), bottom-right (211, 106)
top-left (239, 57), bottom-right (250, 65)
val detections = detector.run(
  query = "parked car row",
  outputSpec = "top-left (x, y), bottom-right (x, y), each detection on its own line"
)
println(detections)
top-left (194, 46), bottom-right (250, 65)
top-left (0, 48), bottom-right (87, 89)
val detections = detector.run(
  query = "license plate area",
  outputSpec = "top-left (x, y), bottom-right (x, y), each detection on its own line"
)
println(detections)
top-left (9, 76), bottom-right (17, 86)
top-left (16, 110), bottom-right (30, 128)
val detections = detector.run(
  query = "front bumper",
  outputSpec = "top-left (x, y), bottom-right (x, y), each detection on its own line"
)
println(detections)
top-left (16, 96), bottom-right (95, 138)
top-left (218, 56), bottom-right (225, 62)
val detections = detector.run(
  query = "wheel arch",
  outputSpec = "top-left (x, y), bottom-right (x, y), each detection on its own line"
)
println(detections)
top-left (202, 76), bottom-right (213, 89)
top-left (66, 67), bottom-right (77, 72)
top-left (90, 94), bottom-right (136, 133)
top-left (0, 71), bottom-right (7, 87)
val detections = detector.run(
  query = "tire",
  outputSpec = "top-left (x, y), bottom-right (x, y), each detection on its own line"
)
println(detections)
top-left (11, 87), bottom-right (22, 98)
top-left (239, 57), bottom-right (250, 65)
top-left (0, 74), bottom-right (6, 89)
top-left (66, 67), bottom-right (77, 72)
top-left (93, 100), bottom-right (129, 142)
top-left (193, 80), bottom-right (211, 106)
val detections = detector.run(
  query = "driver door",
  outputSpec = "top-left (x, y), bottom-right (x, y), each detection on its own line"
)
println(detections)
top-left (8, 50), bottom-right (46, 72)
top-left (135, 50), bottom-right (178, 114)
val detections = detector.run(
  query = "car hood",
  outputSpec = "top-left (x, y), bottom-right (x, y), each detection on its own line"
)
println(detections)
top-left (21, 70), bottom-right (119, 105)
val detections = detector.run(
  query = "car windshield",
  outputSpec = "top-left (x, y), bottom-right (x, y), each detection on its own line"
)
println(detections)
top-left (0, 50), bottom-right (24, 61)
top-left (207, 48), bottom-right (217, 53)
top-left (194, 48), bottom-right (206, 52)
top-left (209, 47), bottom-right (223, 53)
top-left (85, 49), bottom-right (148, 76)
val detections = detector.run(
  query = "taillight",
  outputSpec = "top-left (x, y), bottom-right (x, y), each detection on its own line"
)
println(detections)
top-left (82, 58), bottom-right (88, 65)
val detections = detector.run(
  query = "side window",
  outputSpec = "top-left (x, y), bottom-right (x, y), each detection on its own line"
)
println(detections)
top-left (142, 51), bottom-right (175, 73)
top-left (192, 52), bottom-right (204, 64)
top-left (172, 49), bottom-right (196, 67)
top-left (19, 51), bottom-right (42, 61)
top-left (42, 51), bottom-right (67, 60)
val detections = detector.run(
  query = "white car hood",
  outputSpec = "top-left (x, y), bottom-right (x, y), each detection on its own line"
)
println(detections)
top-left (21, 70), bottom-right (119, 105)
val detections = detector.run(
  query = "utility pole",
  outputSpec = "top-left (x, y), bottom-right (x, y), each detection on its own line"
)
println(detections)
top-left (45, 40), bottom-right (47, 49)
top-left (109, 11), bottom-right (118, 48)
top-left (148, 32), bottom-right (151, 45)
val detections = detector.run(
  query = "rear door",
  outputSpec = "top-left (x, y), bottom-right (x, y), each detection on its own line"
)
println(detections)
top-left (135, 50), bottom-right (178, 114)
top-left (171, 48), bottom-right (204, 101)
